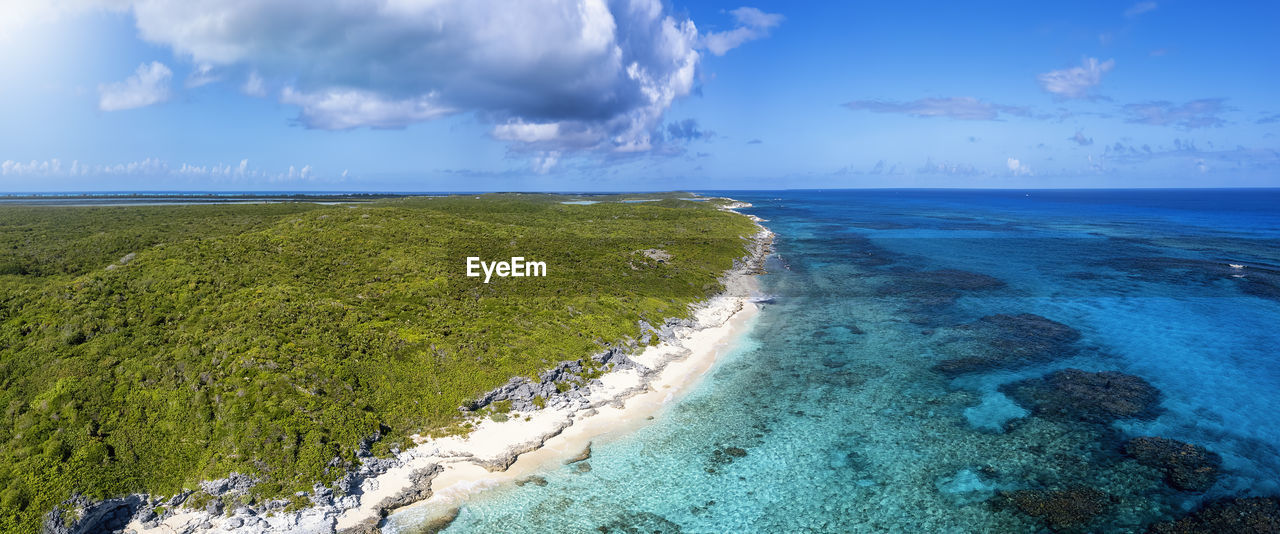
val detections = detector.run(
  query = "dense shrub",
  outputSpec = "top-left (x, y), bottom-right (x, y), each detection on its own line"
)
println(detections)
top-left (0, 193), bottom-right (755, 531)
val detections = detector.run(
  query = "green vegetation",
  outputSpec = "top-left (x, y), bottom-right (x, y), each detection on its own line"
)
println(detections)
top-left (0, 193), bottom-right (756, 531)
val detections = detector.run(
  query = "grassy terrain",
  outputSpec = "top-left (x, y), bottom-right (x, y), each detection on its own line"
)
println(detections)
top-left (0, 193), bottom-right (757, 531)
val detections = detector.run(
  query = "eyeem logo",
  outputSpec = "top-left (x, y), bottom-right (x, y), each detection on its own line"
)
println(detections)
top-left (466, 257), bottom-right (547, 283)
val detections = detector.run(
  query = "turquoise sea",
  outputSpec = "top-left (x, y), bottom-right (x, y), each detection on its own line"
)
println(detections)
top-left (389, 189), bottom-right (1280, 533)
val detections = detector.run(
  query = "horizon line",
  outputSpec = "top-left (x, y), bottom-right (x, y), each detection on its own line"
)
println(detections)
top-left (3, 186), bottom-right (1280, 197)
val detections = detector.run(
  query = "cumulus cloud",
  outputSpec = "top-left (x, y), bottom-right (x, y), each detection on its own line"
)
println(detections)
top-left (87, 0), bottom-right (759, 156)
top-left (844, 97), bottom-right (1029, 121)
top-left (1037, 58), bottom-right (1114, 99)
top-left (98, 61), bottom-right (172, 111)
top-left (1006, 157), bottom-right (1032, 176)
top-left (1124, 2), bottom-right (1158, 17)
top-left (1068, 130), bottom-right (1094, 146)
top-left (1123, 98), bottom-right (1230, 129)
top-left (701, 7), bottom-right (783, 56)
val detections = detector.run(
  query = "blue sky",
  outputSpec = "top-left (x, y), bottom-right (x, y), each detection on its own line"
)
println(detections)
top-left (0, 0), bottom-right (1277, 192)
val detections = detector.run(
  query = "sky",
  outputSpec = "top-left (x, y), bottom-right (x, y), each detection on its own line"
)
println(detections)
top-left (0, 0), bottom-right (1277, 192)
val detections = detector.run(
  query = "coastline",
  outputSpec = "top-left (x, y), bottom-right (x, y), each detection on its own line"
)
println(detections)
top-left (381, 260), bottom-right (764, 532)
top-left (121, 201), bottom-right (772, 534)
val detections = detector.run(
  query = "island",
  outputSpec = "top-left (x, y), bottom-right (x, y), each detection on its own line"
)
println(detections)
top-left (0, 193), bottom-right (771, 533)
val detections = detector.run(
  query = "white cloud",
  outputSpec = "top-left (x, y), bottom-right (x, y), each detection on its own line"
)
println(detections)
top-left (108, 0), bottom-right (740, 154)
top-left (1006, 157), bottom-right (1033, 176)
top-left (241, 71), bottom-right (266, 97)
top-left (1037, 57), bottom-right (1114, 99)
top-left (185, 63), bottom-right (220, 88)
top-left (492, 121), bottom-right (565, 144)
top-left (702, 7), bottom-right (784, 56)
top-left (280, 88), bottom-right (453, 130)
top-left (97, 61), bottom-right (172, 111)
top-left (22, 1), bottom-right (782, 169)
top-left (1124, 2), bottom-right (1158, 17)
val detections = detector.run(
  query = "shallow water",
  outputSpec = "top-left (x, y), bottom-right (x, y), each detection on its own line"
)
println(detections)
top-left (387, 189), bottom-right (1280, 533)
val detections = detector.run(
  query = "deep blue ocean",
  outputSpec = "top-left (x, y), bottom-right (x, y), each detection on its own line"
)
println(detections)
top-left (388, 189), bottom-right (1280, 533)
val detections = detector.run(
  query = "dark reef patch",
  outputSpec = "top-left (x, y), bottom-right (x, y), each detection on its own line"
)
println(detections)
top-left (1002, 369), bottom-right (1162, 424)
top-left (1123, 437), bottom-right (1222, 493)
top-left (1002, 486), bottom-right (1112, 532)
top-left (706, 446), bottom-right (750, 473)
top-left (1147, 497), bottom-right (1280, 534)
top-left (933, 314), bottom-right (1082, 376)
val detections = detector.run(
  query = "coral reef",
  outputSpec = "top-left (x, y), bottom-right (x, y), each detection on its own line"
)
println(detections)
top-left (1123, 437), bottom-right (1222, 492)
top-left (1002, 369), bottom-right (1161, 424)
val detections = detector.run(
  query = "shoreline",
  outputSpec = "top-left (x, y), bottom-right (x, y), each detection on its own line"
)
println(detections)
top-left (122, 202), bottom-right (772, 534)
top-left (382, 264), bottom-right (764, 532)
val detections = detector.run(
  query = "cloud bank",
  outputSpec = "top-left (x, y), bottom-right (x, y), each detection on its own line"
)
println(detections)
top-left (0, 157), bottom-right (323, 183)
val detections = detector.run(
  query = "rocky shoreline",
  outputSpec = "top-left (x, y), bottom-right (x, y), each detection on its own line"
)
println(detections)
top-left (48, 203), bottom-right (772, 534)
